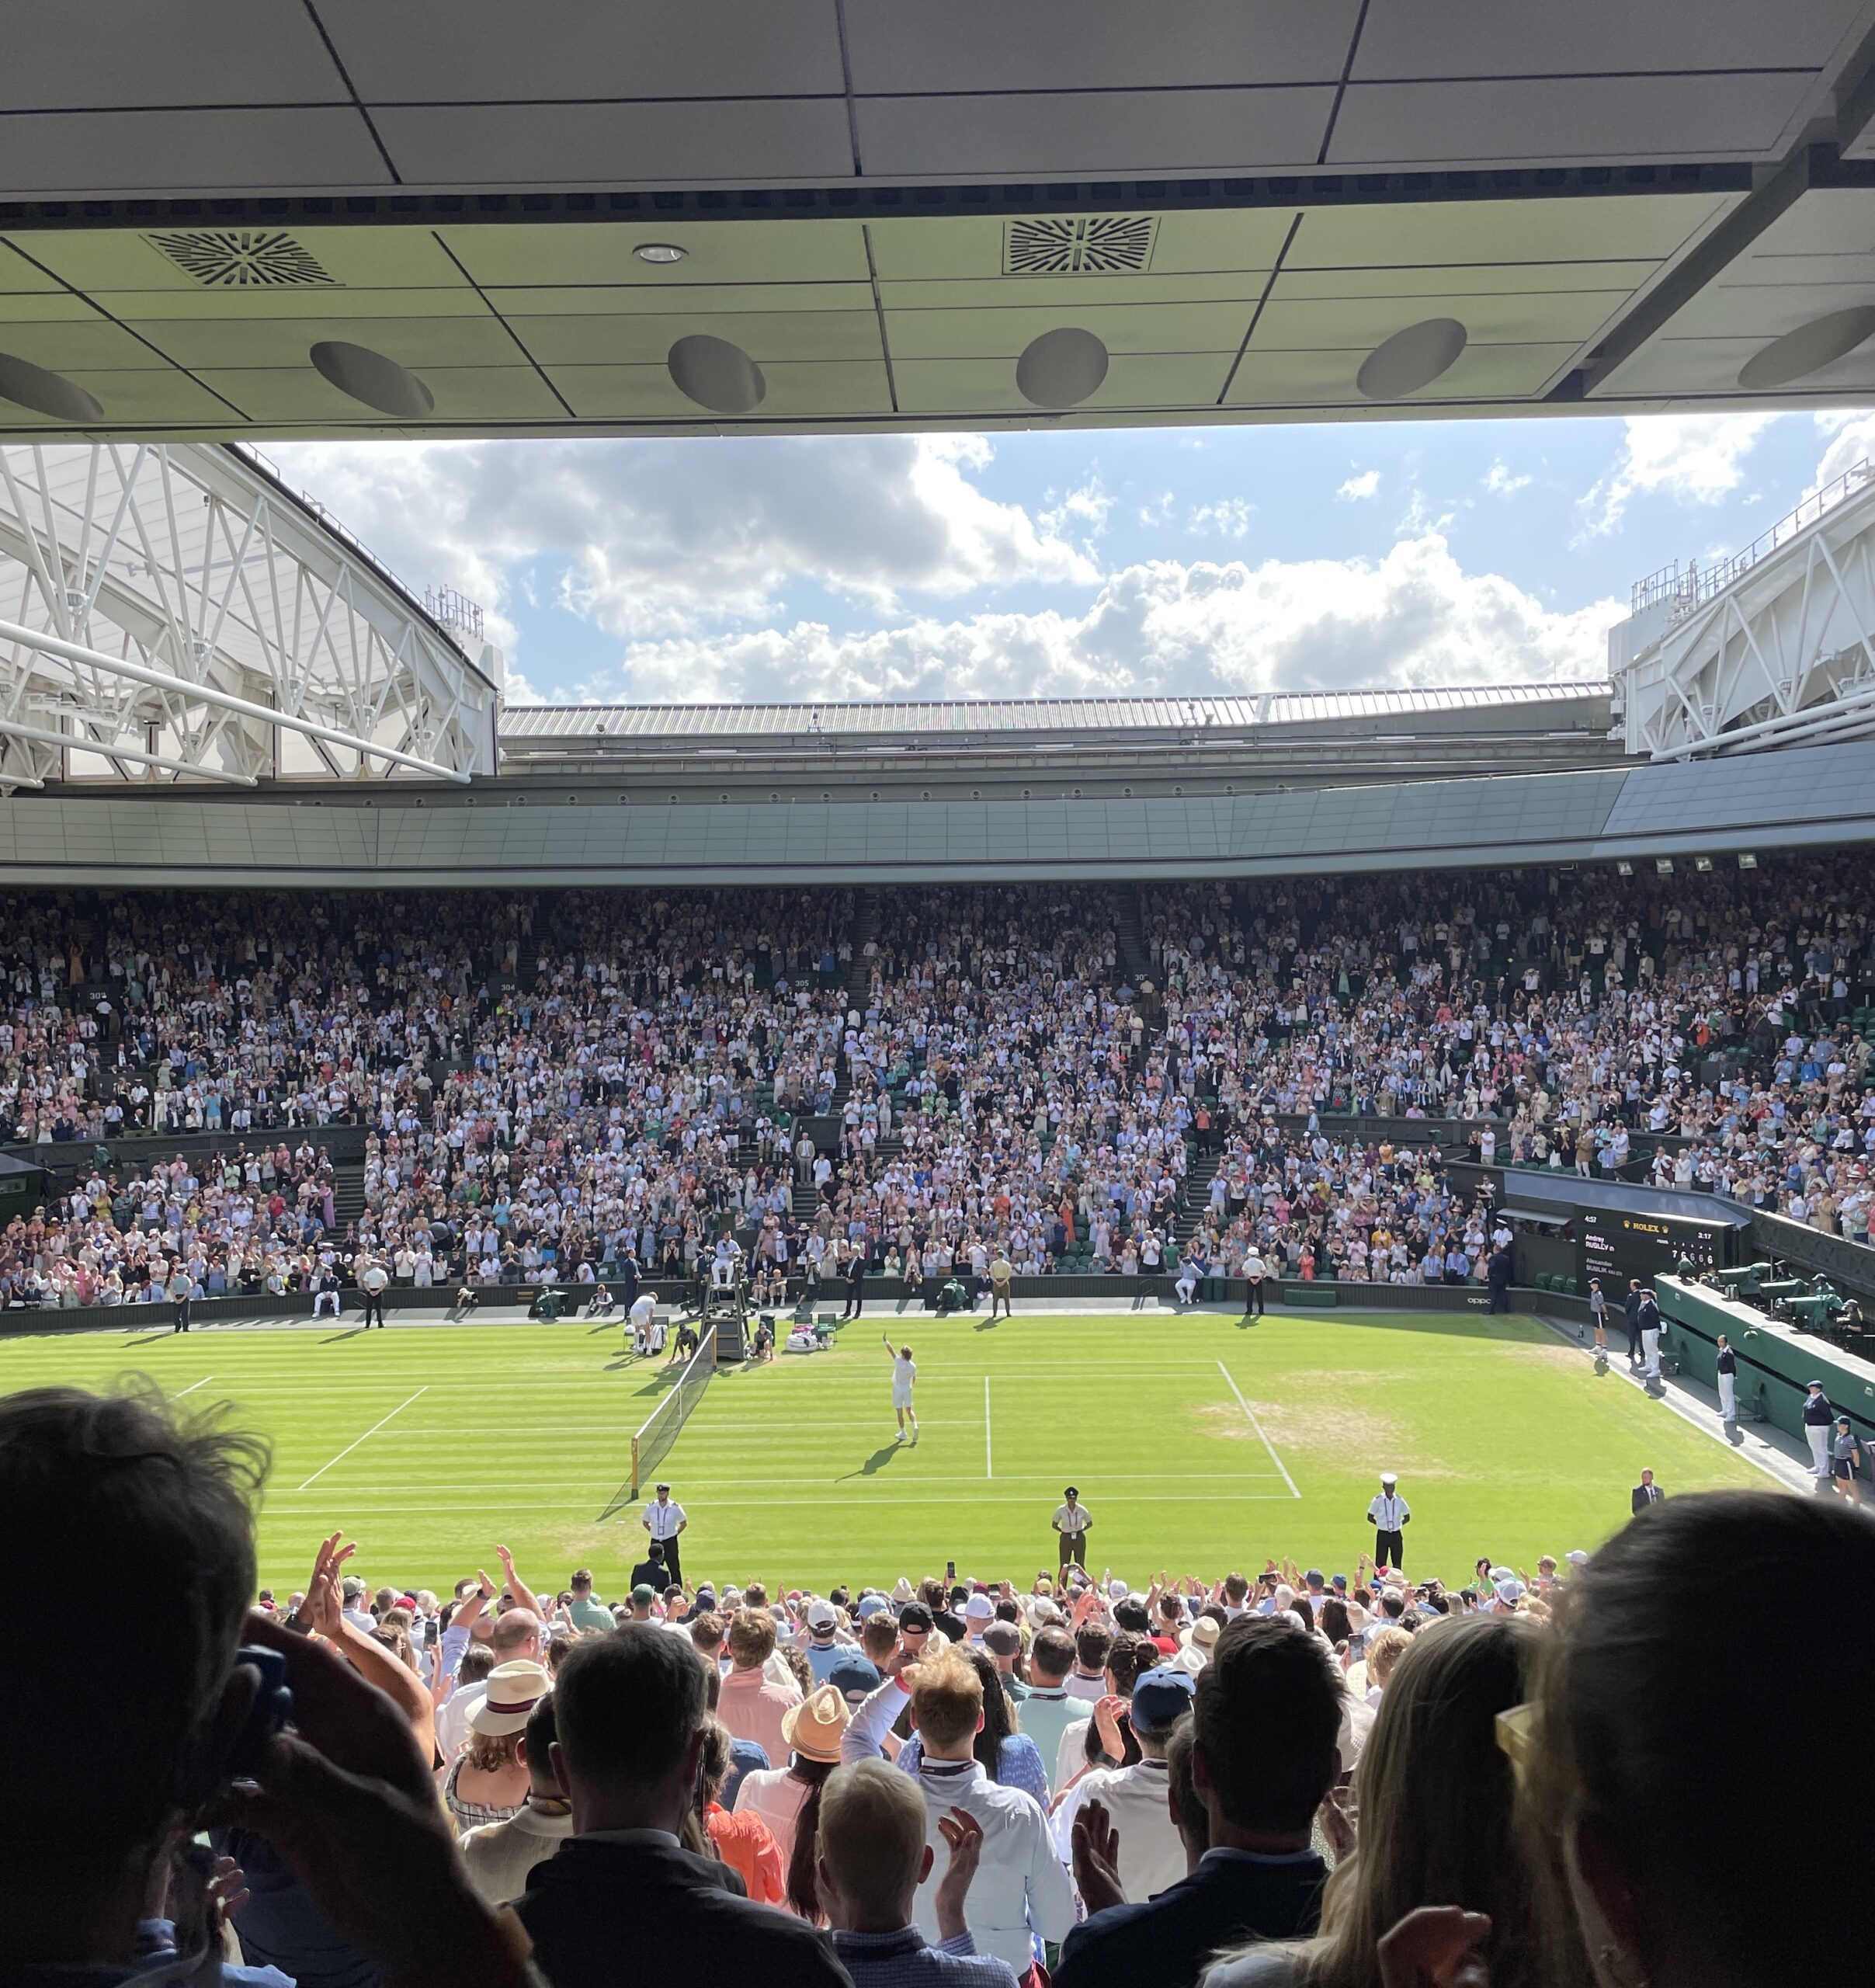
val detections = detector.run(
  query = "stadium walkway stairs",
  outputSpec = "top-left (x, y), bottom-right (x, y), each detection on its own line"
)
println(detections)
top-left (1116, 891), bottom-right (1152, 989)
top-left (1173, 1149), bottom-right (1224, 1251)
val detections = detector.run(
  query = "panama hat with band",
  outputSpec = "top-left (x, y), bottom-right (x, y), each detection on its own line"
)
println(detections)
top-left (469, 1659), bottom-right (550, 1737)
top-left (782, 1683), bottom-right (852, 1764)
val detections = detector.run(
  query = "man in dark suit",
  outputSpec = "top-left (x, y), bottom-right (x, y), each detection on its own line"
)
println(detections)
top-left (518, 1627), bottom-right (851, 1988)
top-left (1631, 1468), bottom-right (1665, 1515)
top-left (1623, 1279), bottom-right (1645, 1367)
top-left (1052, 1616), bottom-right (1336, 1988)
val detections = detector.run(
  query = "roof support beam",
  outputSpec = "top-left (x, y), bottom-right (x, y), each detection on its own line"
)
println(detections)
top-left (0, 714), bottom-right (256, 785)
top-left (0, 616), bottom-right (470, 784)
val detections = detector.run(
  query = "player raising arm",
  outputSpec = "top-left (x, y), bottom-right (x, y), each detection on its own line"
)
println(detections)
top-left (884, 1332), bottom-right (918, 1442)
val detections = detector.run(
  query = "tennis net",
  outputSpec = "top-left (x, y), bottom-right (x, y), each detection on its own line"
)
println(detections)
top-left (629, 1327), bottom-right (716, 1500)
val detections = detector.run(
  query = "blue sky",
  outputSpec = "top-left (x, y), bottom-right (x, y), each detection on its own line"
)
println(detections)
top-left (273, 407), bottom-right (1875, 706)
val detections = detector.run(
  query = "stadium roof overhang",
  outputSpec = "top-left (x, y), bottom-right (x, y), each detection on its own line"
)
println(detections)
top-left (0, 735), bottom-right (1868, 889)
top-left (4, 5), bottom-right (1875, 439)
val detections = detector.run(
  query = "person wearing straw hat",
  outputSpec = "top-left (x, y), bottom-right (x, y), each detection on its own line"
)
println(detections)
top-left (444, 1658), bottom-right (549, 1835)
top-left (460, 1691), bottom-right (575, 1906)
top-left (737, 1683), bottom-right (853, 1913)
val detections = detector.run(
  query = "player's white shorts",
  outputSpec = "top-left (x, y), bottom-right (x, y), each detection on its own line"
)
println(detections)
top-left (893, 1386), bottom-right (914, 1409)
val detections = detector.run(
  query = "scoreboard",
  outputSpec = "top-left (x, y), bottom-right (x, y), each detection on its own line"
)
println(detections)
top-left (1578, 1208), bottom-right (1731, 1291)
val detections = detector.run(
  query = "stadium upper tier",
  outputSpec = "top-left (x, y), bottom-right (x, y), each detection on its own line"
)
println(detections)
top-left (4, 7), bottom-right (1875, 437)
top-left (496, 683), bottom-right (1623, 782)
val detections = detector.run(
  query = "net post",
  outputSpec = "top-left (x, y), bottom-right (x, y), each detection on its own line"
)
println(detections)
top-left (630, 1432), bottom-right (641, 1501)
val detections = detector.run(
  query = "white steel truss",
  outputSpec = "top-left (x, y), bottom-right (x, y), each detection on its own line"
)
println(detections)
top-left (1613, 461), bottom-right (1875, 761)
top-left (0, 443), bottom-right (498, 792)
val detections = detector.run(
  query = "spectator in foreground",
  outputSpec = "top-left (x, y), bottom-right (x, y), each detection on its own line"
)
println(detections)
top-left (1205, 1613), bottom-right (1543, 1988)
top-left (458, 1691), bottom-right (574, 1909)
top-left (1052, 1616), bottom-right (1338, 1988)
top-left (720, 1605), bottom-right (804, 1768)
top-left (516, 1626), bottom-right (849, 1988)
top-left (818, 1758), bottom-right (1018, 1988)
top-left (1509, 1490), bottom-right (1875, 1988)
top-left (1054, 1665), bottom-right (1195, 1908)
top-left (2, 1384), bottom-right (538, 1988)
top-left (882, 1652), bottom-right (1075, 1972)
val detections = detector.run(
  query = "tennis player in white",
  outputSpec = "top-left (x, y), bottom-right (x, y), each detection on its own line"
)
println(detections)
top-left (884, 1331), bottom-right (918, 1441)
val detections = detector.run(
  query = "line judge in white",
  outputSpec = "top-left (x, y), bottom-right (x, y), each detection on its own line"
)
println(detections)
top-left (641, 1482), bottom-right (686, 1588)
top-left (1366, 1471), bottom-right (1411, 1570)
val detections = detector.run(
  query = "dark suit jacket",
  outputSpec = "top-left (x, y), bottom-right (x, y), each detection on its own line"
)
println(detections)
top-left (1631, 1482), bottom-right (1665, 1514)
top-left (518, 1834), bottom-right (852, 1988)
top-left (1052, 1848), bottom-right (1327, 1988)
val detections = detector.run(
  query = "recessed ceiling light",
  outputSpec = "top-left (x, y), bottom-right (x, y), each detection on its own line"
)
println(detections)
top-left (1357, 318), bottom-right (1468, 401)
top-left (1016, 327), bottom-right (1109, 408)
top-left (635, 243), bottom-right (686, 265)
top-left (0, 352), bottom-right (103, 423)
top-left (309, 340), bottom-right (435, 418)
top-left (667, 333), bottom-right (766, 414)
top-left (1738, 306), bottom-right (1875, 391)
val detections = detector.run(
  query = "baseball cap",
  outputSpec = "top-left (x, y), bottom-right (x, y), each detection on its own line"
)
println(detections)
top-left (983, 1621), bottom-right (1023, 1657)
top-left (856, 1594), bottom-right (889, 1620)
top-left (964, 1593), bottom-right (995, 1622)
top-left (630, 1583), bottom-right (656, 1605)
top-left (898, 1600), bottom-right (935, 1632)
top-left (1495, 1578), bottom-right (1527, 1605)
top-left (1131, 1665), bottom-right (1197, 1733)
top-left (806, 1599), bottom-right (839, 1632)
top-left (1304, 1569), bottom-right (1325, 1587)
top-left (1564, 1550), bottom-right (1590, 1568)
top-left (1329, 1573), bottom-right (1349, 1591)
top-left (826, 1655), bottom-right (882, 1704)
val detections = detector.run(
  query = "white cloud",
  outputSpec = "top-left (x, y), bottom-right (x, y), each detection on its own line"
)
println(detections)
top-left (599, 533), bottom-right (1622, 704)
top-left (267, 433), bottom-right (1101, 653)
top-left (1813, 408), bottom-right (1875, 491)
top-left (1578, 412), bottom-right (1779, 534)
top-left (1189, 496), bottom-right (1255, 539)
top-left (1484, 459), bottom-right (1533, 495)
top-left (1337, 468), bottom-right (1381, 502)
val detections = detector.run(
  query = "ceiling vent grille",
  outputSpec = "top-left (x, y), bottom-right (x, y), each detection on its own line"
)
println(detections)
top-left (1004, 215), bottom-right (1157, 276)
top-left (150, 230), bottom-right (338, 288)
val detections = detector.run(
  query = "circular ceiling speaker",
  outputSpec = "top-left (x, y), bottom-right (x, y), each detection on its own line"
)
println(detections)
top-left (0, 353), bottom-right (102, 422)
top-left (667, 334), bottom-right (766, 414)
top-left (1357, 318), bottom-right (1469, 400)
top-left (1016, 327), bottom-right (1109, 408)
top-left (1738, 307), bottom-right (1875, 391)
top-left (309, 340), bottom-right (436, 418)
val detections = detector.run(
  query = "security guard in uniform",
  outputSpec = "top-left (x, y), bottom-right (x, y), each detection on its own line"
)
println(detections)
top-left (1367, 1471), bottom-right (1411, 1569)
top-left (1715, 1333), bottom-right (1738, 1426)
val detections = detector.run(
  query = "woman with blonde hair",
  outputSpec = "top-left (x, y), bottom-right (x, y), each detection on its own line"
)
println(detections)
top-left (1205, 1614), bottom-right (1543, 1988)
top-left (442, 1660), bottom-right (547, 1835)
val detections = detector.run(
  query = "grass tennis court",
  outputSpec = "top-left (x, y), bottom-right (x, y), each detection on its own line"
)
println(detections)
top-left (2, 1307), bottom-right (1768, 1595)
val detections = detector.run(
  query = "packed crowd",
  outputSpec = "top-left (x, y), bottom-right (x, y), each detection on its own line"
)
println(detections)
top-left (5, 853), bottom-right (1875, 1310)
top-left (12, 1378), bottom-right (1861, 1988)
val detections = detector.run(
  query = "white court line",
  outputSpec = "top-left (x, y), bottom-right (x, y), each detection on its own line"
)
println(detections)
top-left (295, 1388), bottom-right (428, 1493)
top-left (170, 1375), bottom-right (214, 1400)
top-left (271, 1491), bottom-right (1301, 1514)
top-left (984, 1377), bottom-right (993, 1480)
top-left (1217, 1361), bottom-right (1300, 1499)
top-left (269, 1469), bottom-right (1289, 1496)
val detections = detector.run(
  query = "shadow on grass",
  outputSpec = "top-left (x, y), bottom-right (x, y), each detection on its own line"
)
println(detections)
top-left (122, 1329), bottom-right (175, 1347)
top-left (320, 1327), bottom-right (368, 1345)
top-left (836, 1441), bottom-right (908, 1482)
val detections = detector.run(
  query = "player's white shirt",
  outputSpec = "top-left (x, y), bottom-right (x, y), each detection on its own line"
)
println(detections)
top-left (893, 1354), bottom-right (916, 1403)
top-left (629, 1294), bottom-right (656, 1327)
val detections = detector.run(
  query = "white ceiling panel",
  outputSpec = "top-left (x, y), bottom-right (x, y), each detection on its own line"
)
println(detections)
top-left (198, 364), bottom-right (566, 424)
top-left (0, 0), bottom-right (345, 110)
top-left (373, 101), bottom-right (854, 187)
top-left (0, 318), bottom-right (169, 370)
top-left (548, 360), bottom-right (894, 421)
top-left (894, 353), bottom-right (1231, 416)
top-left (1224, 339), bottom-right (1581, 407)
top-left (852, 89), bottom-right (1336, 179)
top-left (0, 109), bottom-right (392, 196)
top-left (439, 222), bottom-right (871, 288)
top-left (1, 369), bottom-right (245, 425)
top-left (311, 0), bottom-right (845, 102)
top-left (884, 301), bottom-right (1251, 361)
top-left (1591, 182), bottom-right (1875, 398)
top-left (866, 210), bottom-right (1293, 284)
top-left (132, 314), bottom-right (528, 370)
top-left (1329, 76), bottom-right (1807, 168)
top-left (1253, 288), bottom-right (1630, 350)
top-left (1351, 0), bottom-right (1874, 78)
top-left (508, 308), bottom-right (884, 366)
top-left (488, 282), bottom-right (877, 318)
top-left (1285, 194), bottom-right (1737, 269)
top-left (842, 0), bottom-right (1360, 92)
